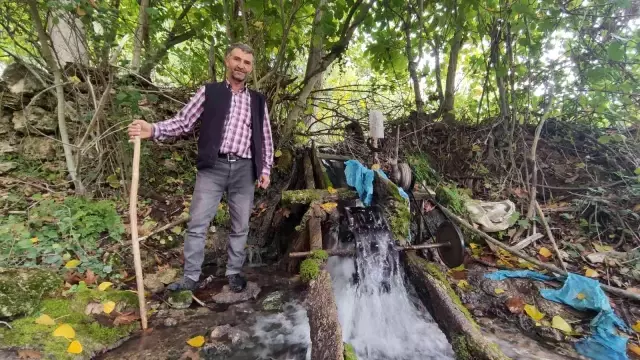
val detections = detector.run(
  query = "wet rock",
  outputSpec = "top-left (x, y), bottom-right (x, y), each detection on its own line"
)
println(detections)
top-left (229, 301), bottom-right (255, 315)
top-left (12, 107), bottom-right (56, 134)
top-left (0, 141), bottom-right (17, 155)
top-left (143, 268), bottom-right (178, 294)
top-left (21, 137), bottom-right (57, 160)
top-left (168, 290), bottom-right (193, 309)
top-left (212, 282), bottom-right (260, 304)
top-left (163, 317), bottom-right (178, 327)
top-left (261, 291), bottom-right (284, 311)
top-left (202, 341), bottom-right (231, 356)
top-left (0, 267), bottom-right (62, 318)
top-left (210, 324), bottom-right (250, 345)
top-left (0, 161), bottom-right (17, 174)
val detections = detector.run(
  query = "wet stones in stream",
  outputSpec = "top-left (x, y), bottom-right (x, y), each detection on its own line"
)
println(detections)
top-left (211, 282), bottom-right (261, 304)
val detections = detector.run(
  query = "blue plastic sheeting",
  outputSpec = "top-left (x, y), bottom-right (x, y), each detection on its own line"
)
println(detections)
top-left (484, 270), bottom-right (630, 360)
top-left (343, 160), bottom-right (408, 206)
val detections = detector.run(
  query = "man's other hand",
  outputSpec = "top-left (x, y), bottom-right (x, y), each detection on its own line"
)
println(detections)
top-left (128, 119), bottom-right (153, 140)
top-left (257, 174), bottom-right (270, 189)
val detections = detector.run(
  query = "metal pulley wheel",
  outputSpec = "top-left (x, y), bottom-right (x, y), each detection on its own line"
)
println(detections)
top-left (434, 220), bottom-right (466, 268)
top-left (396, 162), bottom-right (413, 190)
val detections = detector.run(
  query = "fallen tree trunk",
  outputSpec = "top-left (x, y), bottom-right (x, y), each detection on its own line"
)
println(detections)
top-left (306, 270), bottom-right (344, 360)
top-left (403, 253), bottom-right (510, 360)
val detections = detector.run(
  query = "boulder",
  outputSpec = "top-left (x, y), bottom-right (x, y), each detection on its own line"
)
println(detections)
top-left (210, 324), bottom-right (250, 345)
top-left (12, 107), bottom-right (57, 134)
top-left (143, 268), bottom-right (178, 294)
top-left (0, 267), bottom-right (62, 319)
top-left (21, 137), bottom-right (57, 160)
top-left (1, 63), bottom-right (43, 94)
top-left (0, 141), bottom-right (17, 155)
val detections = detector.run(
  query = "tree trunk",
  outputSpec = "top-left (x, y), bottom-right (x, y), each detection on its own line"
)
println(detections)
top-left (281, 0), bottom-right (372, 143)
top-left (433, 36), bottom-right (444, 109)
top-left (131, 0), bottom-right (149, 71)
top-left (47, 0), bottom-right (89, 66)
top-left (208, 35), bottom-right (217, 82)
top-left (100, 0), bottom-right (121, 69)
top-left (404, 4), bottom-right (424, 113)
top-left (443, 5), bottom-right (465, 114)
top-left (303, 0), bottom-right (327, 129)
top-left (27, 0), bottom-right (85, 194)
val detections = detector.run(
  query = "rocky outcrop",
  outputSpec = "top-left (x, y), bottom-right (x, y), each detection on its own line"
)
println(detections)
top-left (21, 137), bottom-right (58, 160)
top-left (12, 107), bottom-right (57, 134)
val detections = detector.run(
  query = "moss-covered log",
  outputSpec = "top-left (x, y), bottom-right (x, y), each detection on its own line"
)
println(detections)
top-left (372, 173), bottom-right (411, 243)
top-left (306, 270), bottom-right (344, 360)
top-left (403, 253), bottom-right (509, 360)
top-left (280, 188), bottom-right (357, 206)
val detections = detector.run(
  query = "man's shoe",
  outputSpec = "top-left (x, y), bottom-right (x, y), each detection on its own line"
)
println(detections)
top-left (166, 277), bottom-right (197, 291)
top-left (227, 274), bottom-right (247, 293)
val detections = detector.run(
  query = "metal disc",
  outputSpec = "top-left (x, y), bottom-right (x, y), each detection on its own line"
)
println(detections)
top-left (435, 220), bottom-right (465, 268)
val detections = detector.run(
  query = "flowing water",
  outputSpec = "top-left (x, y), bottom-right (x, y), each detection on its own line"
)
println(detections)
top-left (326, 219), bottom-right (455, 360)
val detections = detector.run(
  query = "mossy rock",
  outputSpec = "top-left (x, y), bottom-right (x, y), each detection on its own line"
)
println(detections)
top-left (300, 258), bottom-right (321, 283)
top-left (344, 342), bottom-right (358, 360)
top-left (0, 284), bottom-right (139, 359)
top-left (168, 290), bottom-right (193, 309)
top-left (0, 267), bottom-right (62, 319)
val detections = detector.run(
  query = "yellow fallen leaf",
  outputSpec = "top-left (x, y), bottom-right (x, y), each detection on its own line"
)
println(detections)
top-left (35, 314), bottom-right (55, 326)
top-left (524, 304), bottom-right (545, 322)
top-left (576, 293), bottom-right (586, 300)
top-left (274, 149), bottom-right (282, 158)
top-left (67, 340), bottom-right (83, 354)
top-left (584, 268), bottom-right (600, 278)
top-left (551, 315), bottom-right (572, 333)
top-left (103, 301), bottom-right (116, 314)
top-left (371, 164), bottom-right (380, 171)
top-left (327, 186), bottom-right (337, 194)
top-left (31, 237), bottom-right (39, 244)
top-left (632, 320), bottom-right (640, 333)
top-left (186, 335), bottom-right (205, 347)
top-left (633, 204), bottom-right (640, 213)
top-left (98, 282), bottom-right (113, 291)
top-left (629, 343), bottom-right (640, 355)
top-left (470, 243), bottom-right (479, 249)
top-left (451, 264), bottom-right (465, 271)
top-left (494, 288), bottom-right (505, 295)
top-left (64, 259), bottom-right (81, 269)
top-left (539, 247), bottom-right (552, 258)
top-left (53, 324), bottom-right (75, 339)
top-left (457, 280), bottom-right (469, 290)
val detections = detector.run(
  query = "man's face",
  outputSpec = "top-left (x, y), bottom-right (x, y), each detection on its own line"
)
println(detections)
top-left (225, 48), bottom-right (253, 83)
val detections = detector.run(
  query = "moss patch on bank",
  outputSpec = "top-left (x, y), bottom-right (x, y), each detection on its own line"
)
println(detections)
top-left (300, 250), bottom-right (328, 283)
top-left (0, 267), bottom-right (62, 318)
top-left (344, 342), bottom-right (358, 360)
top-left (0, 282), bottom-right (139, 359)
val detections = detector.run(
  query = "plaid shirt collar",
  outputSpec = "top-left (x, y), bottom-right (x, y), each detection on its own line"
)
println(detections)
top-left (225, 79), bottom-right (248, 93)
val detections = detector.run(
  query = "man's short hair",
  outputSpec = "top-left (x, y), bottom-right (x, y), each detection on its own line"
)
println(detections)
top-left (225, 43), bottom-right (254, 57)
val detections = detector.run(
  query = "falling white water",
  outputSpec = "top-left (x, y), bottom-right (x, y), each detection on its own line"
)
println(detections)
top-left (327, 229), bottom-right (455, 360)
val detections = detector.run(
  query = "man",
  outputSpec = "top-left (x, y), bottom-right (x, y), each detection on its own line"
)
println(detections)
top-left (127, 43), bottom-right (273, 293)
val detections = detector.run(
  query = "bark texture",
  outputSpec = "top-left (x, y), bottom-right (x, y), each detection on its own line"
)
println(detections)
top-left (306, 270), bottom-right (344, 360)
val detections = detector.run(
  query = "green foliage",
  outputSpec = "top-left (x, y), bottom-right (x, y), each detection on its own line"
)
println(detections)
top-left (435, 185), bottom-right (469, 216)
top-left (407, 154), bottom-right (440, 187)
top-left (300, 258), bottom-right (321, 283)
top-left (213, 202), bottom-right (231, 226)
top-left (310, 249), bottom-right (329, 262)
top-left (0, 197), bottom-right (124, 278)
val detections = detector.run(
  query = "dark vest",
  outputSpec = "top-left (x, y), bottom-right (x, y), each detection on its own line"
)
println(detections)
top-left (197, 81), bottom-right (266, 180)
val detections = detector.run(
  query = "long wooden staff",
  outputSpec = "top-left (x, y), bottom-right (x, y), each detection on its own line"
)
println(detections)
top-left (129, 136), bottom-right (148, 329)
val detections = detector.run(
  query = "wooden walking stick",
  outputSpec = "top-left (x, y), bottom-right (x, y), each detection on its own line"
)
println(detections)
top-left (129, 136), bottom-right (148, 329)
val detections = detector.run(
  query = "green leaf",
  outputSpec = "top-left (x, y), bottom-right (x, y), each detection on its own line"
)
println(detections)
top-left (607, 42), bottom-right (624, 61)
top-left (597, 135), bottom-right (612, 144)
top-left (634, 168), bottom-right (640, 175)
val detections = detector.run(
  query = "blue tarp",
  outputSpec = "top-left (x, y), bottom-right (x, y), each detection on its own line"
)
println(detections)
top-left (484, 270), bottom-right (630, 360)
top-left (343, 159), bottom-right (408, 206)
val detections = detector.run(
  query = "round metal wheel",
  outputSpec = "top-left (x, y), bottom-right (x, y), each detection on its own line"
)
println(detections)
top-left (435, 220), bottom-right (465, 268)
